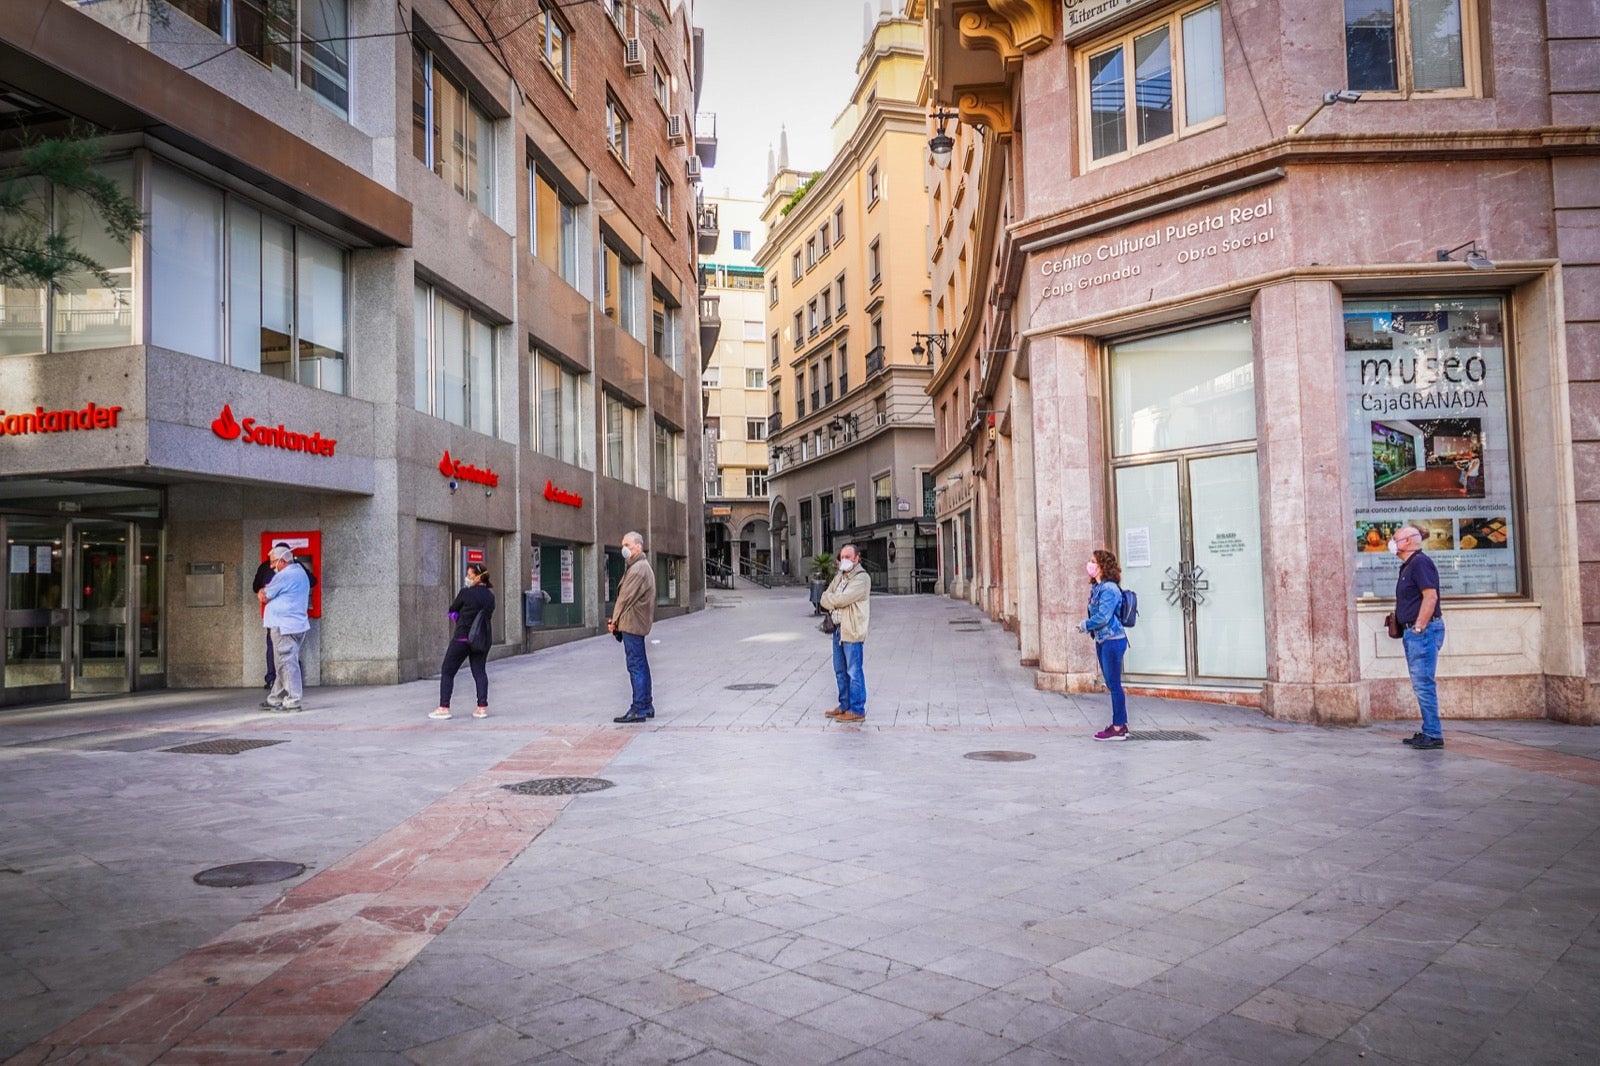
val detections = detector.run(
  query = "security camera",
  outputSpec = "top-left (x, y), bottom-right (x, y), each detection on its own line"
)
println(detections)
top-left (1323, 89), bottom-right (1362, 105)
top-left (448, 479), bottom-right (459, 492)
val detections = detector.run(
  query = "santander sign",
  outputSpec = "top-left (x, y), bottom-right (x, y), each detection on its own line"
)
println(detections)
top-left (440, 449), bottom-right (499, 488)
top-left (211, 404), bottom-right (337, 457)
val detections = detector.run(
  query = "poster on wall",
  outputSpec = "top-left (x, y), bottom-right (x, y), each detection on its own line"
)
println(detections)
top-left (1345, 297), bottom-right (1516, 598)
top-left (559, 548), bottom-right (575, 604)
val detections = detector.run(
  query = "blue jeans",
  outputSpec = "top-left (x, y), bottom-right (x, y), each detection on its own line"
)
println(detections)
top-left (622, 633), bottom-right (653, 715)
top-left (832, 631), bottom-right (867, 715)
top-left (1096, 637), bottom-right (1128, 727)
top-left (1402, 618), bottom-right (1445, 738)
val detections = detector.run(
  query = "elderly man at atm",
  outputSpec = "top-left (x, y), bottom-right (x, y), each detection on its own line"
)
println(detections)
top-left (257, 544), bottom-right (312, 712)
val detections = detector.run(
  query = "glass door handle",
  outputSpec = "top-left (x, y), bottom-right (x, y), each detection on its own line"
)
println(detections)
top-left (1161, 561), bottom-right (1210, 609)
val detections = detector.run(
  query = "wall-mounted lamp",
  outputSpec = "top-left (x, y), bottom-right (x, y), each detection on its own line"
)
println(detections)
top-left (1436, 240), bottom-right (1495, 270)
top-left (928, 108), bottom-right (959, 170)
top-left (1289, 89), bottom-right (1362, 135)
top-left (911, 331), bottom-right (949, 365)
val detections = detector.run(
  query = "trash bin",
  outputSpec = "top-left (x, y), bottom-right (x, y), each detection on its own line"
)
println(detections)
top-left (523, 589), bottom-right (548, 627)
top-left (809, 577), bottom-right (826, 615)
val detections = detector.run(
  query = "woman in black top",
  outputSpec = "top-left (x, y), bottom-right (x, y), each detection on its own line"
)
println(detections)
top-left (430, 564), bottom-right (495, 720)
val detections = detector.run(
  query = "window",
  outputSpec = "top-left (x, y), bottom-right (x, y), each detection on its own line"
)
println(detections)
top-left (413, 43), bottom-right (496, 215)
top-left (835, 274), bottom-right (847, 315)
top-left (792, 251), bottom-right (803, 283)
top-left (1345, 0), bottom-right (1475, 96)
top-left (414, 283), bottom-right (497, 433)
top-left (534, 351), bottom-right (592, 468)
top-left (604, 392), bottom-right (640, 484)
top-left (819, 492), bottom-right (835, 544)
top-left (605, 93), bottom-right (631, 164)
top-left (800, 499), bottom-right (813, 556)
top-left (746, 367), bottom-right (766, 389)
top-left (747, 418), bottom-right (767, 441)
top-left (834, 205), bottom-right (845, 243)
top-left (770, 332), bottom-right (780, 367)
top-left (869, 239), bottom-right (881, 287)
top-left (653, 64), bottom-right (671, 112)
top-left (167, 0), bottom-right (348, 115)
top-left (867, 164), bottom-right (880, 205)
top-left (874, 474), bottom-right (892, 523)
top-left (652, 289), bottom-right (681, 371)
top-left (742, 319), bottom-right (764, 343)
top-left (837, 344), bottom-right (849, 396)
top-left (819, 223), bottom-right (831, 257)
top-left (530, 164), bottom-right (580, 284)
top-left (808, 299), bottom-right (819, 336)
top-left (653, 554), bottom-right (682, 605)
top-left (535, 5), bottom-right (572, 86)
top-left (602, 237), bottom-right (640, 334)
top-left (792, 311), bottom-right (803, 349)
top-left (147, 163), bottom-right (348, 392)
top-left (702, 366), bottom-right (720, 388)
top-left (603, 0), bottom-right (628, 33)
top-left (821, 290), bottom-right (832, 324)
top-left (1081, 1), bottom-right (1225, 165)
top-left (654, 165), bottom-right (673, 219)
top-left (654, 420), bottom-right (683, 498)
top-left (841, 484), bottom-right (856, 530)
top-left (746, 468), bottom-right (768, 497)
top-left (734, 230), bottom-right (753, 250)
top-left (769, 276), bottom-right (779, 305)
top-left (806, 237), bottom-right (818, 269)
top-left (1, 159), bottom-right (133, 356)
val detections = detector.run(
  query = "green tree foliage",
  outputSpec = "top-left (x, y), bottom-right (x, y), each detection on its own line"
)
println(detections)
top-left (0, 131), bottom-right (143, 292)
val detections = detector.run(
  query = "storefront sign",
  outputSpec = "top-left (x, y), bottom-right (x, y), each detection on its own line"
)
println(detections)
top-left (1062, 0), bottom-right (1162, 41)
top-left (1346, 298), bottom-right (1517, 597)
top-left (1124, 527), bottom-right (1151, 568)
top-left (1035, 195), bottom-right (1278, 303)
top-left (0, 402), bottom-right (123, 438)
top-left (543, 480), bottom-right (583, 507)
top-left (559, 548), bottom-right (575, 604)
top-left (439, 450), bottom-right (499, 488)
top-left (212, 404), bottom-right (337, 456)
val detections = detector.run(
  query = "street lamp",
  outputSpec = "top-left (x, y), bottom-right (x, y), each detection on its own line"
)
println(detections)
top-left (1436, 240), bottom-right (1495, 270)
top-left (1289, 89), bottom-right (1362, 135)
top-left (910, 331), bottom-right (949, 365)
top-left (928, 108), bottom-right (959, 170)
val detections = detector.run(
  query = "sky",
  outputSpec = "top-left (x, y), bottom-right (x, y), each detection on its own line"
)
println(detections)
top-left (692, 0), bottom-right (884, 205)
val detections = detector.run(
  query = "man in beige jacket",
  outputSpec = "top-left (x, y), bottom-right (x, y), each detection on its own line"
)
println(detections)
top-left (821, 543), bottom-right (871, 723)
top-left (607, 531), bottom-right (657, 723)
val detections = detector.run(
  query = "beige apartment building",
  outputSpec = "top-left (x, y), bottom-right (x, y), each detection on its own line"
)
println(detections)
top-left (756, 9), bottom-right (937, 591)
top-left (698, 194), bottom-right (774, 580)
top-left (913, 0), bottom-right (1600, 724)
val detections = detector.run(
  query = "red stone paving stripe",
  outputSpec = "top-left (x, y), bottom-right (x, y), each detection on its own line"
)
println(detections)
top-left (1447, 732), bottom-right (1600, 789)
top-left (5, 728), bottom-right (633, 1066)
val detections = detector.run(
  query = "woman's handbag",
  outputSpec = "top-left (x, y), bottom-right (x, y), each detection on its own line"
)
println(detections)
top-left (1384, 612), bottom-right (1403, 639)
top-left (819, 612), bottom-right (837, 635)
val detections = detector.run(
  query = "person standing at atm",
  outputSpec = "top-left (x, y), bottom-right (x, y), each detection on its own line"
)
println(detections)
top-left (252, 542), bottom-right (316, 691)
top-left (257, 545), bottom-right (311, 711)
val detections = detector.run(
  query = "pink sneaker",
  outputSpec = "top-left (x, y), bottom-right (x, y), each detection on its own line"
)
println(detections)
top-left (1093, 725), bottom-right (1129, 741)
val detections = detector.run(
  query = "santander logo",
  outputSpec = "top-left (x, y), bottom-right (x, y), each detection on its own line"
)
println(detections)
top-left (440, 450), bottom-right (499, 488)
top-left (210, 404), bottom-right (337, 456)
top-left (543, 480), bottom-right (583, 508)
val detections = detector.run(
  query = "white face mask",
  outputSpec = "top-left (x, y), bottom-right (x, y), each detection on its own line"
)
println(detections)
top-left (1387, 539), bottom-right (1399, 554)
top-left (839, 559), bottom-right (855, 572)
top-left (621, 546), bottom-right (633, 560)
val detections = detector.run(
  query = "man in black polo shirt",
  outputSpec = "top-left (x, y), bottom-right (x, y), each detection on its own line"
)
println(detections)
top-left (1393, 525), bottom-right (1445, 749)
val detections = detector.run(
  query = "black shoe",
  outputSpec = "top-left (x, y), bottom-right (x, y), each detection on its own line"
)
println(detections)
top-left (1410, 735), bottom-right (1444, 750)
top-left (614, 712), bottom-right (650, 723)
top-left (1401, 732), bottom-right (1425, 745)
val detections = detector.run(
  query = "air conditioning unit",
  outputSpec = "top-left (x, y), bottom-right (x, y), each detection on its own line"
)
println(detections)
top-left (623, 38), bottom-right (646, 75)
top-left (667, 114), bottom-right (686, 145)
top-left (685, 156), bottom-right (702, 182)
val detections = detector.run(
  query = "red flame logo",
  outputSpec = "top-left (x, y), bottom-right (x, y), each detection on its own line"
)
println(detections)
top-left (439, 450), bottom-right (455, 477)
top-left (211, 404), bottom-right (241, 440)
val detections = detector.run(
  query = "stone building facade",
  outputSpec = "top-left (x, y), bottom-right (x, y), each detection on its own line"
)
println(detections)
top-left (0, 0), bottom-right (708, 705)
top-left (915, 0), bottom-right (1600, 722)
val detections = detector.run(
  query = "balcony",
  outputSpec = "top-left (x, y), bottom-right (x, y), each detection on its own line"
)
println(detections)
top-left (767, 411), bottom-right (782, 435)
top-left (809, 389), bottom-right (821, 412)
top-left (694, 112), bottom-right (718, 166)
top-left (865, 345), bottom-right (886, 378)
top-left (698, 293), bottom-right (721, 367)
top-left (697, 199), bottom-right (719, 256)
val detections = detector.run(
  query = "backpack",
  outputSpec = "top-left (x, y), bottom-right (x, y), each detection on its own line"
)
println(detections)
top-left (466, 607), bottom-right (492, 653)
top-left (1117, 587), bottom-right (1138, 628)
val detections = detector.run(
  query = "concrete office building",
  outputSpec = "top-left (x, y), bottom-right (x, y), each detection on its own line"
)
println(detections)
top-left (757, 8), bottom-right (938, 592)
top-left (0, 0), bottom-right (709, 706)
top-left (913, 0), bottom-right (1600, 722)
top-left (698, 194), bottom-right (774, 581)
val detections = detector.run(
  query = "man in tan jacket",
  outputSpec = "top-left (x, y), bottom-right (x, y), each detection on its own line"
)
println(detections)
top-left (608, 531), bottom-right (657, 723)
top-left (821, 543), bottom-right (871, 723)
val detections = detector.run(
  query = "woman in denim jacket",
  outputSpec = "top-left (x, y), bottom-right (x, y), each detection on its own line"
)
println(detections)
top-left (1079, 548), bottom-right (1130, 741)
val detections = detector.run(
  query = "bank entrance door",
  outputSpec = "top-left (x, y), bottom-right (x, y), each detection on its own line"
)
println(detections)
top-left (2, 511), bottom-right (163, 704)
top-left (1108, 318), bottom-right (1265, 685)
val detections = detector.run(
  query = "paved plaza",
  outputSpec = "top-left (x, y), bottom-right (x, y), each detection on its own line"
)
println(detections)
top-left (2, 586), bottom-right (1598, 1065)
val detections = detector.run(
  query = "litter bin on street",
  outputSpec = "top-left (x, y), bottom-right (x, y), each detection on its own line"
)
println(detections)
top-left (809, 577), bottom-right (826, 615)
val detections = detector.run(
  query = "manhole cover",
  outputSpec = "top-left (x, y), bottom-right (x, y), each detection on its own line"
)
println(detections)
top-left (163, 738), bottom-right (287, 756)
top-left (502, 777), bottom-right (616, 795)
top-left (1128, 731), bottom-right (1210, 741)
top-left (725, 683), bottom-right (777, 691)
top-left (964, 750), bottom-right (1036, 762)
top-left (194, 860), bottom-right (305, 888)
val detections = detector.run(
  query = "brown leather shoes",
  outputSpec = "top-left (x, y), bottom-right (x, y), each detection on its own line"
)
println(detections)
top-left (825, 707), bottom-right (848, 718)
